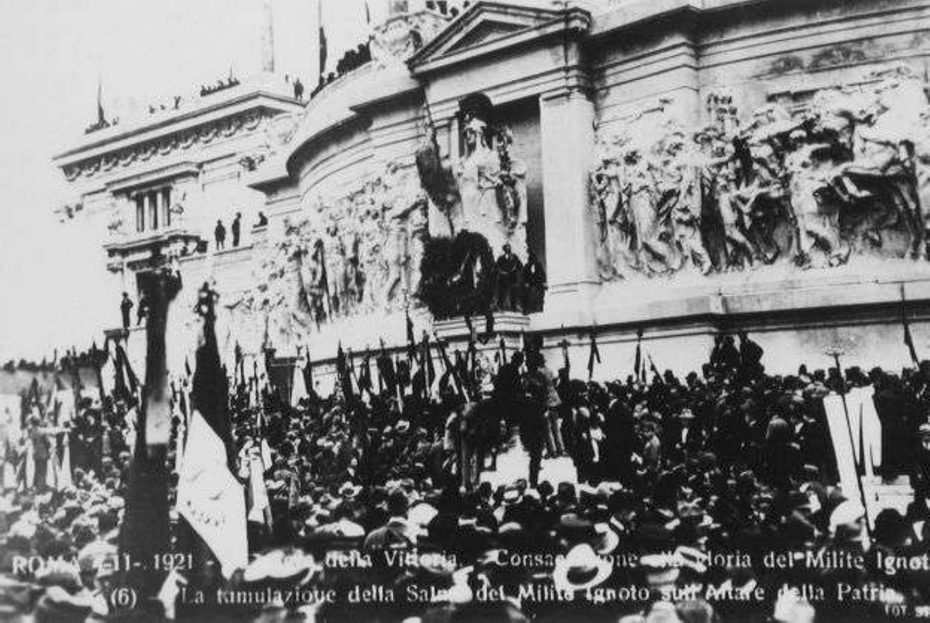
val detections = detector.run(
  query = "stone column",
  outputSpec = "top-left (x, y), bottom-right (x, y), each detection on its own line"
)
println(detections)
top-left (538, 86), bottom-right (599, 322)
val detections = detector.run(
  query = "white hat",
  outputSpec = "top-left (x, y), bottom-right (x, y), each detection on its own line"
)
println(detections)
top-left (552, 543), bottom-right (612, 592)
top-left (829, 500), bottom-right (865, 534)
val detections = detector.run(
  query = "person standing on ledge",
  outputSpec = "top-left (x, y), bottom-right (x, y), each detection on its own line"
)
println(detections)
top-left (231, 212), bottom-right (242, 247)
top-left (214, 219), bottom-right (226, 250)
top-left (495, 243), bottom-right (523, 312)
top-left (522, 251), bottom-right (546, 313)
top-left (120, 292), bottom-right (134, 330)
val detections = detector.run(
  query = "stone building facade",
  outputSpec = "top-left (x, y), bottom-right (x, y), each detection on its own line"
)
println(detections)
top-left (57, 0), bottom-right (930, 386)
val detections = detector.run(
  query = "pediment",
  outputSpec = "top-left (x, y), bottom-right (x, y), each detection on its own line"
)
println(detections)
top-left (409, 2), bottom-right (590, 71)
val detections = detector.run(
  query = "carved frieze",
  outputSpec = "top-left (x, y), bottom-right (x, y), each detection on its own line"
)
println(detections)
top-left (238, 161), bottom-right (428, 343)
top-left (591, 66), bottom-right (930, 280)
top-left (61, 110), bottom-right (275, 182)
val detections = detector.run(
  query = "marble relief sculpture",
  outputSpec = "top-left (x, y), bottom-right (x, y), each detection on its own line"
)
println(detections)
top-left (237, 160), bottom-right (429, 341)
top-left (591, 66), bottom-right (930, 279)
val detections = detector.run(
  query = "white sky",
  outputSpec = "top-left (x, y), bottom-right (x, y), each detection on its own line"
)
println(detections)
top-left (0, 0), bottom-right (372, 362)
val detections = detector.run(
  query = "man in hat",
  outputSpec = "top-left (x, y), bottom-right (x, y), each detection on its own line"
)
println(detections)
top-left (119, 292), bottom-right (133, 330)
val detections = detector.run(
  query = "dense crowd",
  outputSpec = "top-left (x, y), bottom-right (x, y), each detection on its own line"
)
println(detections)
top-left (2, 332), bottom-right (930, 621)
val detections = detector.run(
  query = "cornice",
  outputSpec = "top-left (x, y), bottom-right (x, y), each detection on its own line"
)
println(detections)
top-left (408, 3), bottom-right (591, 76)
top-left (57, 108), bottom-right (278, 183)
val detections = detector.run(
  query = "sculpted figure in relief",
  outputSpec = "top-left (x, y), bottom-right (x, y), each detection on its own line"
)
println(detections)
top-left (383, 161), bottom-right (429, 303)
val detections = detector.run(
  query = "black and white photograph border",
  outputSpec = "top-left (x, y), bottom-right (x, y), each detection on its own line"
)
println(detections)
top-left (2, 0), bottom-right (930, 621)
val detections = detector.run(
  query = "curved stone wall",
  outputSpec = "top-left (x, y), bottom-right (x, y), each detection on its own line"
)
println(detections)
top-left (242, 0), bottom-right (930, 377)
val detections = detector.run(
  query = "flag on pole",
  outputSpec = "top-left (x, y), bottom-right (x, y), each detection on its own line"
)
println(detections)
top-left (902, 293), bottom-right (920, 366)
top-left (177, 409), bottom-right (248, 578)
top-left (405, 309), bottom-right (417, 363)
top-left (633, 328), bottom-right (643, 381)
top-left (359, 353), bottom-right (373, 394)
top-left (377, 339), bottom-right (397, 393)
top-left (587, 328), bottom-right (601, 381)
top-left (96, 75), bottom-right (106, 125)
top-left (318, 0), bottom-right (328, 80)
top-left (302, 347), bottom-right (314, 396)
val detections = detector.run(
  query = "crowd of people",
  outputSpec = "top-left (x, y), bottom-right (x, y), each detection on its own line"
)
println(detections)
top-left (2, 329), bottom-right (930, 621)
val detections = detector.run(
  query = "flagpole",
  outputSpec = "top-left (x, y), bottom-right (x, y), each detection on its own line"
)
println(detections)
top-left (118, 266), bottom-right (182, 609)
top-left (825, 349), bottom-right (873, 538)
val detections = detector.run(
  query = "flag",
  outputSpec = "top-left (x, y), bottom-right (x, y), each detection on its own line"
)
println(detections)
top-left (318, 0), bottom-right (328, 79)
top-left (587, 329), bottom-right (601, 381)
top-left (191, 284), bottom-right (234, 465)
top-left (364, 0), bottom-right (371, 25)
top-left (480, 310), bottom-right (495, 344)
top-left (336, 342), bottom-right (353, 401)
top-left (177, 410), bottom-right (248, 578)
top-left (903, 301), bottom-right (920, 366)
top-left (421, 334), bottom-right (435, 392)
top-left (405, 309), bottom-right (417, 363)
top-left (377, 339), bottom-right (397, 393)
top-left (499, 336), bottom-right (507, 366)
top-left (648, 355), bottom-right (662, 383)
top-left (118, 343), bottom-right (139, 396)
top-left (560, 337), bottom-right (570, 375)
top-left (633, 328), bottom-right (643, 381)
top-left (112, 345), bottom-right (130, 404)
top-left (302, 348), bottom-right (314, 396)
top-left (359, 353), bottom-right (373, 393)
top-left (96, 76), bottom-right (105, 124)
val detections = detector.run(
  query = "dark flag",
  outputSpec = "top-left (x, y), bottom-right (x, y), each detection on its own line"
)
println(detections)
top-left (499, 336), bottom-right (507, 366)
top-left (359, 353), bottom-right (373, 393)
top-left (117, 343), bottom-right (139, 396)
top-left (463, 316), bottom-right (477, 373)
top-left (633, 328), bottom-right (643, 381)
top-left (336, 342), bottom-right (353, 401)
top-left (185, 357), bottom-right (192, 379)
top-left (190, 282), bottom-right (234, 460)
top-left (396, 358), bottom-right (411, 389)
top-left (560, 336), bottom-right (570, 375)
top-left (902, 290), bottom-right (920, 365)
top-left (113, 345), bottom-right (130, 404)
top-left (484, 310), bottom-right (495, 341)
top-left (434, 333), bottom-right (466, 399)
top-left (454, 350), bottom-right (469, 388)
top-left (648, 354), bottom-right (662, 384)
top-left (419, 333), bottom-right (435, 399)
top-left (377, 339), bottom-right (396, 393)
top-left (302, 348), bottom-right (314, 396)
top-left (587, 328), bottom-right (601, 381)
top-left (405, 308), bottom-right (417, 363)
top-left (96, 76), bottom-right (105, 125)
top-left (318, 0), bottom-right (328, 80)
